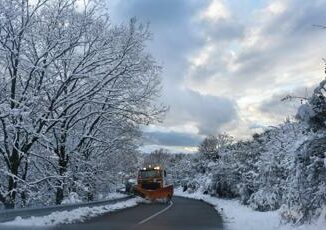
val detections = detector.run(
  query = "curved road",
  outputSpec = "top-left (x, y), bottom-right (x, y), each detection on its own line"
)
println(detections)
top-left (1, 197), bottom-right (224, 230)
top-left (56, 196), bottom-right (223, 230)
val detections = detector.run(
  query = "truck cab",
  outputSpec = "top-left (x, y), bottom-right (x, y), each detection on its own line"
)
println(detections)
top-left (138, 166), bottom-right (166, 190)
top-left (134, 165), bottom-right (173, 201)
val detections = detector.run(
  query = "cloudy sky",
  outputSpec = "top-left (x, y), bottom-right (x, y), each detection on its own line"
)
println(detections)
top-left (107, 0), bottom-right (326, 153)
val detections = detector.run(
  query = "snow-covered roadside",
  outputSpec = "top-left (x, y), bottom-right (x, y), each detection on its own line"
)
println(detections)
top-left (104, 192), bottom-right (129, 200)
top-left (0, 197), bottom-right (142, 227)
top-left (174, 188), bottom-right (325, 230)
top-left (61, 192), bottom-right (128, 205)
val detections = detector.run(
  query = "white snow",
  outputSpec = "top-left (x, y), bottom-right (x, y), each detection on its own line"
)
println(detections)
top-left (296, 103), bottom-right (315, 122)
top-left (104, 192), bottom-right (128, 200)
top-left (61, 192), bottom-right (128, 205)
top-left (0, 197), bottom-right (142, 227)
top-left (61, 192), bottom-right (82, 204)
top-left (175, 188), bottom-right (326, 230)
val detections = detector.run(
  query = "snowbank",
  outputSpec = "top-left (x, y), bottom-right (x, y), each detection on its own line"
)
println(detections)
top-left (0, 197), bottom-right (142, 227)
top-left (61, 192), bottom-right (83, 204)
top-left (175, 188), bottom-right (325, 230)
top-left (105, 192), bottom-right (128, 200)
top-left (61, 192), bottom-right (128, 205)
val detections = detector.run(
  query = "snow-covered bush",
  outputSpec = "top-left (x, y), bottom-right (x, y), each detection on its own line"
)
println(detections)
top-left (297, 79), bottom-right (326, 130)
top-left (170, 119), bottom-right (325, 224)
top-left (160, 78), bottom-right (326, 225)
top-left (198, 134), bottom-right (234, 161)
top-left (249, 188), bottom-right (281, 211)
top-left (282, 136), bottom-right (326, 223)
top-left (61, 192), bottom-right (82, 205)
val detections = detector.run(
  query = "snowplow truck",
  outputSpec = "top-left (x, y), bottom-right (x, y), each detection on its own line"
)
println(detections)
top-left (133, 166), bottom-right (173, 201)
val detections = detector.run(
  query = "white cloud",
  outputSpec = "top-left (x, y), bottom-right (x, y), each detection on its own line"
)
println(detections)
top-left (266, 1), bottom-right (287, 15)
top-left (198, 0), bottom-right (230, 22)
top-left (139, 144), bottom-right (198, 154)
top-left (183, 0), bottom-right (326, 140)
top-left (108, 0), bottom-right (326, 151)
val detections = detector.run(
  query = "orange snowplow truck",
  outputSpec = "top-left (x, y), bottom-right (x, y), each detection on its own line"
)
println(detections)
top-left (133, 165), bottom-right (173, 201)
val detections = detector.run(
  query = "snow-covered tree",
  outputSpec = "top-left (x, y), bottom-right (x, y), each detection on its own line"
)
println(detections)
top-left (0, 0), bottom-right (165, 208)
top-left (282, 134), bottom-right (326, 224)
top-left (199, 134), bottom-right (233, 161)
top-left (143, 149), bottom-right (170, 168)
top-left (172, 118), bottom-right (324, 224)
top-left (296, 78), bottom-right (326, 130)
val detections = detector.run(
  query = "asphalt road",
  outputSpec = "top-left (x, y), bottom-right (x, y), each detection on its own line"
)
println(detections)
top-left (1, 196), bottom-right (224, 230)
top-left (55, 196), bottom-right (224, 230)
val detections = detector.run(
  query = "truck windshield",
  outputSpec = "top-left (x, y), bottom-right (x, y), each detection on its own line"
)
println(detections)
top-left (139, 170), bottom-right (161, 178)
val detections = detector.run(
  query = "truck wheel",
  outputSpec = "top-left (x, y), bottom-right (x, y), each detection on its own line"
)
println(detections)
top-left (166, 195), bottom-right (172, 203)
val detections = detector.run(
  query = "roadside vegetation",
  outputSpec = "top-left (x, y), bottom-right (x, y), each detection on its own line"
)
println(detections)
top-left (151, 77), bottom-right (326, 225)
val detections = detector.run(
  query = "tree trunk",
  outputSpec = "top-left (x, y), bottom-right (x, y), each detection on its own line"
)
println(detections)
top-left (5, 147), bottom-right (20, 209)
top-left (20, 158), bottom-right (30, 208)
top-left (55, 148), bottom-right (69, 205)
top-left (86, 179), bottom-right (96, 202)
top-left (87, 191), bottom-right (94, 201)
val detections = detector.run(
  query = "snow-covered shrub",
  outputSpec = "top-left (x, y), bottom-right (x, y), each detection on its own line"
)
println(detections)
top-left (61, 192), bottom-right (82, 205)
top-left (237, 169), bottom-right (259, 205)
top-left (282, 136), bottom-right (326, 223)
top-left (198, 134), bottom-right (234, 161)
top-left (249, 188), bottom-right (282, 211)
top-left (248, 122), bottom-right (309, 211)
top-left (297, 79), bottom-right (326, 130)
top-left (168, 109), bottom-right (325, 224)
top-left (228, 139), bottom-right (262, 203)
top-left (280, 204), bottom-right (305, 224)
top-left (211, 173), bottom-right (239, 198)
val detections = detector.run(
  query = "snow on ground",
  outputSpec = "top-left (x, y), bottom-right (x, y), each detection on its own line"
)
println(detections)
top-left (61, 192), bottom-right (83, 204)
top-left (0, 197), bottom-right (142, 227)
top-left (61, 192), bottom-right (128, 205)
top-left (175, 188), bottom-right (325, 230)
top-left (105, 192), bottom-right (128, 200)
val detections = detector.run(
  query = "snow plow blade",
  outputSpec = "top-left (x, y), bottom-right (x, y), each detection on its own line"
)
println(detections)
top-left (133, 185), bottom-right (173, 201)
